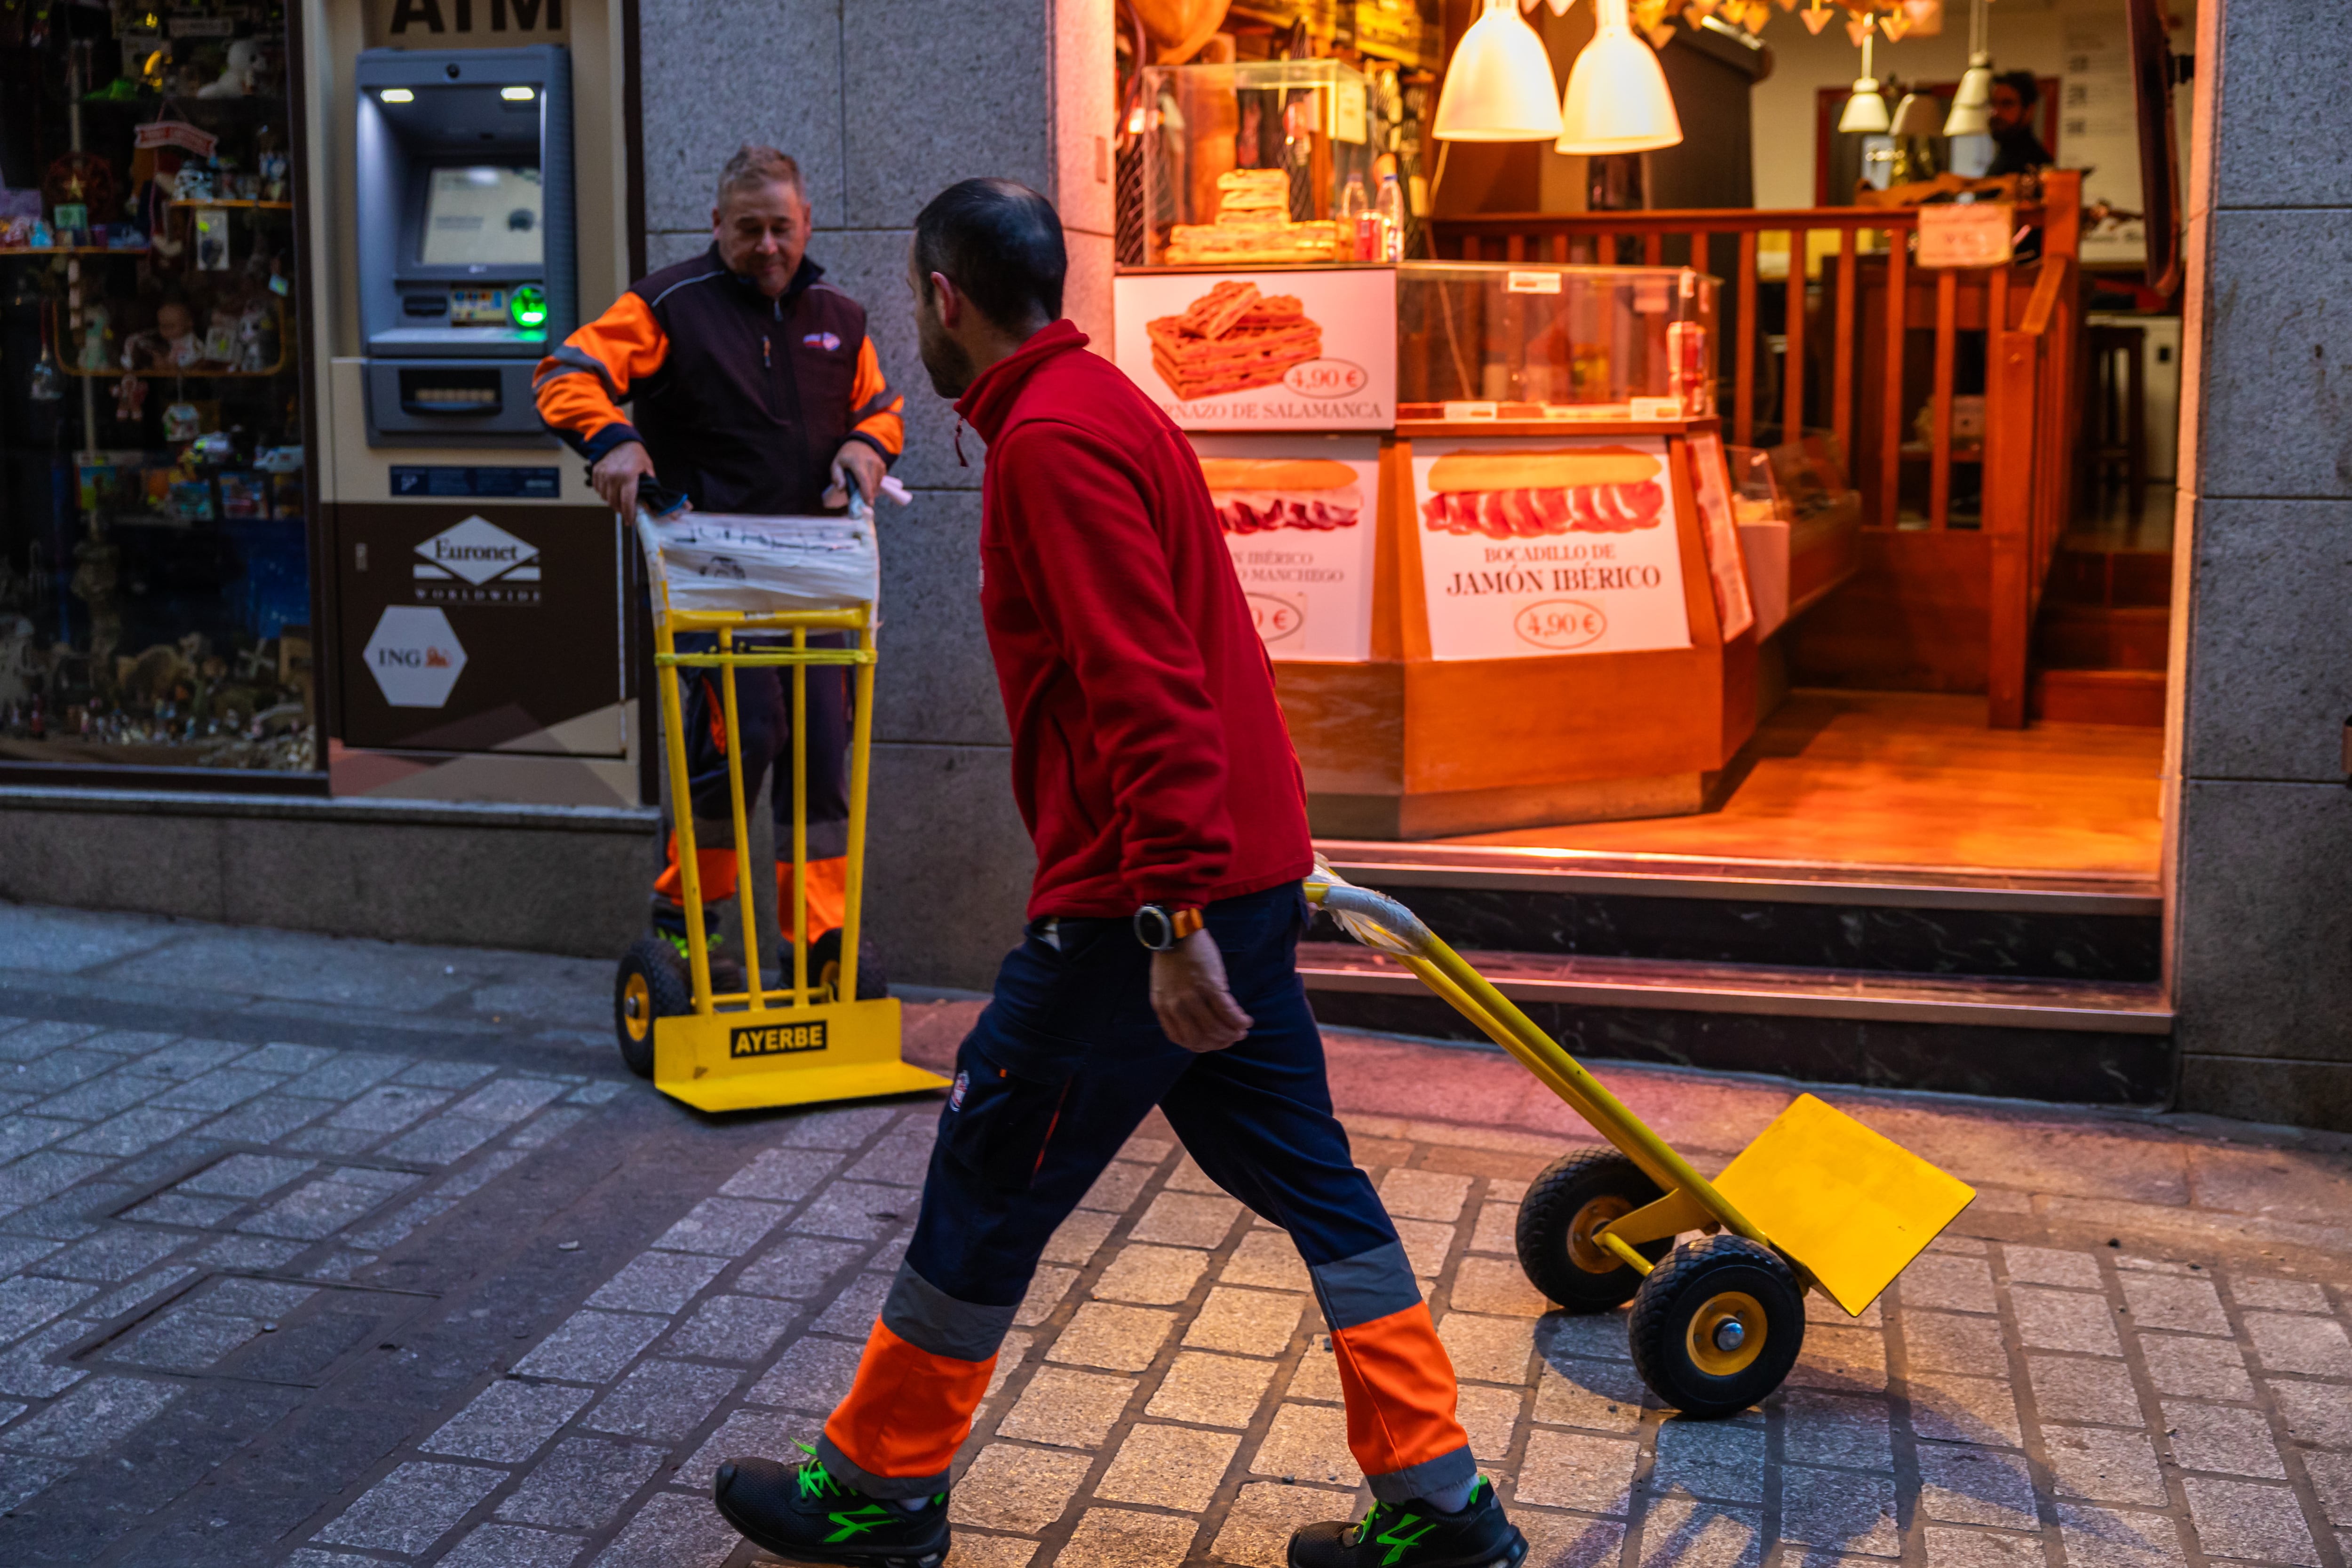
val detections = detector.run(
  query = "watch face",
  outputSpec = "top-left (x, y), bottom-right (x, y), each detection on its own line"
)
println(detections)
top-left (1134, 906), bottom-right (1172, 950)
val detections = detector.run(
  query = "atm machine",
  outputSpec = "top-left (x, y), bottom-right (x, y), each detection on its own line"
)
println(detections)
top-left (303, 0), bottom-right (644, 808)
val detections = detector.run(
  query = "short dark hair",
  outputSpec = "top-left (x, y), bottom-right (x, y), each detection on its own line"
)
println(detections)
top-left (1993, 70), bottom-right (2039, 109)
top-left (717, 144), bottom-right (803, 206)
top-left (912, 179), bottom-right (1065, 329)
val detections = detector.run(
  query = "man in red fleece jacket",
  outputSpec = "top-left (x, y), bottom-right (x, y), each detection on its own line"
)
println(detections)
top-left (714, 180), bottom-right (1525, 1568)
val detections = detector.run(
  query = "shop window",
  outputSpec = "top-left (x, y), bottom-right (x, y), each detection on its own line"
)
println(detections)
top-left (0, 6), bottom-right (316, 778)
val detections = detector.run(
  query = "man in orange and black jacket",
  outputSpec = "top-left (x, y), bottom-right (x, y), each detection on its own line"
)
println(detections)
top-left (535, 143), bottom-right (903, 974)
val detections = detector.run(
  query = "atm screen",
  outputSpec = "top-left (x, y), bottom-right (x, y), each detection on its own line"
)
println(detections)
top-left (421, 166), bottom-right (544, 268)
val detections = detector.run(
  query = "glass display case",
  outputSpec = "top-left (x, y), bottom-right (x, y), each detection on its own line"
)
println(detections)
top-left (1136, 58), bottom-right (1378, 269)
top-left (0, 8), bottom-right (315, 774)
top-left (1396, 261), bottom-right (1719, 420)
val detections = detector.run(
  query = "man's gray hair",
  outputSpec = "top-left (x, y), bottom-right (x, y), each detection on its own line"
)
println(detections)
top-left (717, 144), bottom-right (804, 206)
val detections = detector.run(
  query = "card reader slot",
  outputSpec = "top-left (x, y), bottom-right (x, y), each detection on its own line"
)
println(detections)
top-left (398, 367), bottom-right (503, 418)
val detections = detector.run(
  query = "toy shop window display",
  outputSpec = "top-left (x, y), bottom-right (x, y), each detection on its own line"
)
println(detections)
top-left (0, 8), bottom-right (317, 779)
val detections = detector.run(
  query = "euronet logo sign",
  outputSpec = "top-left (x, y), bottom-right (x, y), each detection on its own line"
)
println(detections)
top-left (413, 515), bottom-right (542, 605)
top-left (363, 607), bottom-right (468, 708)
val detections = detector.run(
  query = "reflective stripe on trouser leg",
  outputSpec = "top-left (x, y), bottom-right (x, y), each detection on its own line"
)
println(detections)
top-left (1310, 1241), bottom-right (1475, 1503)
top-left (818, 1259), bottom-right (1018, 1498)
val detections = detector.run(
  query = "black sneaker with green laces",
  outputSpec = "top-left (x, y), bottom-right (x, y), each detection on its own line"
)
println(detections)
top-left (1288, 1478), bottom-right (1527, 1568)
top-left (712, 1453), bottom-right (949, 1568)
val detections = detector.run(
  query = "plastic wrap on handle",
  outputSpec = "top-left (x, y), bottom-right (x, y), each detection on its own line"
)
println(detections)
top-left (1307, 854), bottom-right (1435, 958)
top-left (636, 505), bottom-right (880, 616)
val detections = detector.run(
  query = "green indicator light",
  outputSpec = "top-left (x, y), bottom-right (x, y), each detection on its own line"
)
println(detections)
top-left (509, 284), bottom-right (549, 331)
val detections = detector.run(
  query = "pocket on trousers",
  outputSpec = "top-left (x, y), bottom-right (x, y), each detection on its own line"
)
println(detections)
top-left (943, 1053), bottom-right (1070, 1192)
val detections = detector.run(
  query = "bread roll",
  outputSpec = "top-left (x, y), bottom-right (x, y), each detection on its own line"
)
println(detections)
top-left (1425, 446), bottom-right (1661, 492)
top-left (1198, 457), bottom-right (1359, 493)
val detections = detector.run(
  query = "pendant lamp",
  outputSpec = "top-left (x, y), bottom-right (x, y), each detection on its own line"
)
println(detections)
top-left (1557, 0), bottom-right (1684, 154)
top-left (1837, 17), bottom-right (1890, 134)
top-left (1889, 91), bottom-right (1946, 137)
top-left (1943, 0), bottom-right (1994, 135)
top-left (1432, 0), bottom-right (1566, 142)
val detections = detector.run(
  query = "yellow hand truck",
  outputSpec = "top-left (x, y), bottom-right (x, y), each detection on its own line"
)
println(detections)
top-left (1307, 863), bottom-right (1974, 1417)
top-left (613, 487), bottom-right (949, 1111)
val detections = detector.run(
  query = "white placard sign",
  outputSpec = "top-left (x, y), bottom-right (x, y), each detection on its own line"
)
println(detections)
top-left (1112, 269), bottom-right (1397, 431)
top-left (1411, 436), bottom-right (1691, 661)
top-left (1190, 434), bottom-right (1377, 662)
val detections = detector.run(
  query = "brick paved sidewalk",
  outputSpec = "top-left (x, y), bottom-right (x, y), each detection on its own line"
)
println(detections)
top-left (0, 903), bottom-right (2348, 1568)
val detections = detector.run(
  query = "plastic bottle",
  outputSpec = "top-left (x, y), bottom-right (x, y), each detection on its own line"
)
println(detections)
top-left (1375, 173), bottom-right (1406, 263)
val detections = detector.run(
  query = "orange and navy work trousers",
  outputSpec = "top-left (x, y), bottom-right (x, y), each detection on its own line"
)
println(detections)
top-left (653, 633), bottom-right (851, 942)
top-left (818, 884), bottom-right (1475, 1503)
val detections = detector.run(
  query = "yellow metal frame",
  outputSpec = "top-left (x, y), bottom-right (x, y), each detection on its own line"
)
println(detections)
top-left (1305, 876), bottom-right (1974, 1316)
top-left (643, 568), bottom-right (947, 1112)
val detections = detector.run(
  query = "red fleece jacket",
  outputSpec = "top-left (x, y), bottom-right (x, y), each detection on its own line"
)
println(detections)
top-left (956, 320), bottom-right (1313, 920)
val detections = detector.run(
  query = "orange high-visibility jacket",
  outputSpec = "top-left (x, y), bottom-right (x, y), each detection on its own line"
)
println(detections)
top-left (534, 248), bottom-right (903, 515)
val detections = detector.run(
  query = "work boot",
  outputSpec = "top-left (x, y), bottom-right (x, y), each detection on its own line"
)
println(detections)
top-left (651, 903), bottom-right (746, 994)
top-left (1288, 1479), bottom-right (1526, 1568)
top-left (713, 1454), bottom-right (949, 1568)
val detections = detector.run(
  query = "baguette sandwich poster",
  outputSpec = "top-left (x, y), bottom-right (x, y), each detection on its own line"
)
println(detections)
top-left (1410, 436), bottom-right (1692, 660)
top-left (1190, 434), bottom-right (1377, 662)
top-left (1112, 269), bottom-right (1396, 431)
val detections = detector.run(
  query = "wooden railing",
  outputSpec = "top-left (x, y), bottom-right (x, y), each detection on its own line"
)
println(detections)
top-left (1433, 172), bottom-right (2085, 728)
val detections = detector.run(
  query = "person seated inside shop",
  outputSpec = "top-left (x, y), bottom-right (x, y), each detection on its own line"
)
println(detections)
top-left (1985, 70), bottom-right (2052, 177)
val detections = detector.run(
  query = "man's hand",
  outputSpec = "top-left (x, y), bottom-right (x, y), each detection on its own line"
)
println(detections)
top-left (592, 441), bottom-right (658, 518)
top-left (1150, 927), bottom-right (1253, 1053)
top-left (824, 440), bottom-right (888, 509)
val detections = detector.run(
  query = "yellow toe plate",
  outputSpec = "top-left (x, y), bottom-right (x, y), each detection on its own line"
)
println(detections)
top-left (651, 998), bottom-right (949, 1113)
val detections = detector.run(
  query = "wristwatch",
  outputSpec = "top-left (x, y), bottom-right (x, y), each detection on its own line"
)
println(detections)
top-left (1133, 904), bottom-right (1205, 951)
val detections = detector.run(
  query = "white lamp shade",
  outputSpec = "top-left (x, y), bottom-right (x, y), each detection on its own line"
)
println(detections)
top-left (1942, 97), bottom-right (1990, 136)
top-left (1952, 56), bottom-right (1994, 107)
top-left (1838, 80), bottom-right (1891, 134)
top-left (1557, 24), bottom-right (1683, 152)
top-left (1433, 0), bottom-right (1566, 142)
top-left (1889, 91), bottom-right (1945, 136)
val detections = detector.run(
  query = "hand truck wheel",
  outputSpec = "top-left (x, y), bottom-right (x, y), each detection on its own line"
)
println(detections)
top-left (615, 933), bottom-right (692, 1079)
top-left (1628, 1234), bottom-right (1806, 1418)
top-left (808, 927), bottom-right (889, 1002)
top-left (1517, 1148), bottom-right (1672, 1310)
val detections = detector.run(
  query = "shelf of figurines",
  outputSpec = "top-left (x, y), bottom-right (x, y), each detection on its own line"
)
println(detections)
top-left (1, 246), bottom-right (153, 257)
top-left (48, 298), bottom-right (290, 380)
top-left (165, 200), bottom-right (293, 212)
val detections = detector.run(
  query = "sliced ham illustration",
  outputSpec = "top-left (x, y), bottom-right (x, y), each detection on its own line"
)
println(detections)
top-left (1421, 481), bottom-right (1665, 538)
top-left (1215, 494), bottom-right (1363, 534)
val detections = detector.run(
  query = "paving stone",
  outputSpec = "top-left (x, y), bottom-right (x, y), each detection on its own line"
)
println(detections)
top-left (2304, 1452), bottom-right (2352, 1526)
top-left (1458, 1381), bottom-right (1523, 1467)
top-left (178, 1152), bottom-right (317, 1199)
top-left (1184, 1287), bottom-right (1303, 1357)
top-left (845, 1133), bottom-right (936, 1187)
top-left (510, 1108), bottom-right (588, 1150)
top-left (1079, 1162), bottom-right (1155, 1214)
top-left (284, 1126), bottom-right (383, 1156)
top-left (115, 1306), bottom-right (265, 1370)
top-left (995, 1365), bottom-right (1137, 1448)
top-left (2117, 1274), bottom-right (2231, 1338)
top-left (1787, 1323), bottom-right (1888, 1394)
top-left (2029, 1354), bottom-right (2146, 1426)
top-left (514, 1309), bottom-right (670, 1383)
top-left (775, 1105), bottom-right (903, 1150)
top-left (1451, 1256), bottom-right (1547, 1317)
top-left (62, 1105), bottom-right (209, 1156)
top-left (2244, 1311), bottom-right (2352, 1377)
top-left (2012, 1289), bottom-right (2125, 1357)
top-left (1538, 1309), bottom-right (1635, 1362)
top-left (0, 1317), bottom-right (90, 1398)
top-left (2161, 1400), bottom-right (2288, 1478)
top-left (1145, 1350), bottom-right (1276, 1427)
top-left (2270, 1379), bottom-right (2352, 1449)
top-left (1813, 1292), bottom-right (1885, 1329)
top-left (791, 1181), bottom-right (916, 1240)
top-left (1059, 1505), bottom-right (1200, 1568)
top-left (1214, 1481), bottom-right (1360, 1567)
top-left (396, 1060), bottom-right (499, 1088)
top-left (86, 1263), bottom-right (197, 1321)
top-left (1782, 1389), bottom-right (1894, 1469)
top-left (1780, 1465), bottom-right (1901, 1556)
top-left (151, 1067), bottom-right (286, 1113)
top-left (583, 1358), bottom-right (741, 1440)
top-left (309, 1457), bottom-right (507, 1554)
top-left (2229, 1277), bottom-right (2330, 1315)
top-left (947, 1442), bottom-right (1092, 1533)
top-left (0, 1371), bottom-right (180, 1455)
top-left (1252, 1401), bottom-right (1362, 1486)
top-left (2054, 1502), bottom-right (2188, 1568)
top-left (32, 1070), bottom-right (161, 1120)
top-left (1654, 1417), bottom-right (1765, 1503)
top-left (2002, 1247), bottom-right (2104, 1291)
top-left (945, 1534), bottom-right (1041, 1568)
top-left (1130, 1192), bottom-right (1244, 1249)
top-left (1378, 1168), bottom-right (1472, 1223)
top-left (1922, 1527), bottom-right (2044, 1568)
top-left (1392, 1218), bottom-right (1457, 1281)
top-left (379, 1115), bottom-right (508, 1166)
top-left (1053, 1302), bottom-right (1176, 1371)
top-left (654, 1197), bottom-right (788, 1259)
top-left (1119, 1135), bottom-right (1175, 1165)
top-left (0, 1274), bottom-right (99, 1342)
top-left (438, 1520), bottom-right (588, 1568)
top-left (0, 1117), bottom-right (80, 1164)
top-left (1533, 1354), bottom-right (1645, 1432)
top-left (2181, 1476), bottom-right (2321, 1565)
top-left (0, 1452), bottom-right (76, 1513)
top-left (1905, 1312), bottom-right (2009, 1376)
top-left (1095, 1244), bottom-right (1211, 1306)
top-left (1044, 1210), bottom-right (1119, 1268)
top-left (0, 1022), bottom-right (105, 1059)
top-left (447, 1076), bottom-right (569, 1125)
top-left (0, 1235), bottom-right (61, 1274)
top-left (589, 1488), bottom-right (741, 1567)
top-left (1507, 1427), bottom-right (1637, 1515)
top-left (1014, 1261), bottom-right (1076, 1326)
top-left (746, 1334), bottom-right (865, 1411)
top-left (674, 1408), bottom-right (811, 1494)
top-left (1916, 1444), bottom-right (2040, 1528)
top-left (1440, 1311), bottom-right (1536, 1385)
top-left (440, 1148), bottom-right (528, 1199)
top-left (1903, 1253), bottom-right (2001, 1315)
top-left (719, 1148), bottom-right (845, 1204)
top-left (237, 1042), bottom-right (335, 1074)
top-left (986, 1330), bottom-right (1035, 1400)
top-left (1637, 1494), bottom-right (1763, 1568)
top-left (1287, 1340), bottom-right (1344, 1402)
top-left (1904, 1371), bottom-right (2024, 1448)
top-left (1090, 1421), bottom-right (1241, 1511)
top-left (1516, 1509), bottom-right (1628, 1568)
top-left (199, 1095), bottom-right (336, 1144)
top-left (1222, 1229), bottom-right (1312, 1291)
top-left (1165, 1154), bottom-right (1221, 1194)
top-left (812, 1270), bottom-right (894, 1337)
top-left (2044, 1427), bottom-right (2169, 1506)
top-left (343, 1194), bottom-right (459, 1251)
top-left (2134, 1332), bottom-right (2255, 1400)
top-left (1469, 1200), bottom-right (1519, 1256)
top-left (735, 1236), bottom-right (866, 1299)
top-left (326, 1083), bottom-right (453, 1134)
top-left (666, 1294), bottom-right (800, 1362)
top-left (2, 1048), bottom-right (116, 1094)
top-left (588, 1250), bottom-right (728, 1315)
top-left (422, 1378), bottom-right (594, 1462)
top-left (245, 1171), bottom-right (421, 1240)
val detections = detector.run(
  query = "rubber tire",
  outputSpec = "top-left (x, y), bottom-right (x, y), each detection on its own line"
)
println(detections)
top-left (1516, 1148), bottom-right (1672, 1311)
top-left (809, 927), bottom-right (889, 1001)
top-left (1628, 1234), bottom-right (1806, 1418)
top-left (615, 934), bottom-right (692, 1079)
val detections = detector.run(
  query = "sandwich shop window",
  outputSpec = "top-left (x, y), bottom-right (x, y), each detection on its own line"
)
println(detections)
top-left (0, 2), bottom-right (319, 785)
